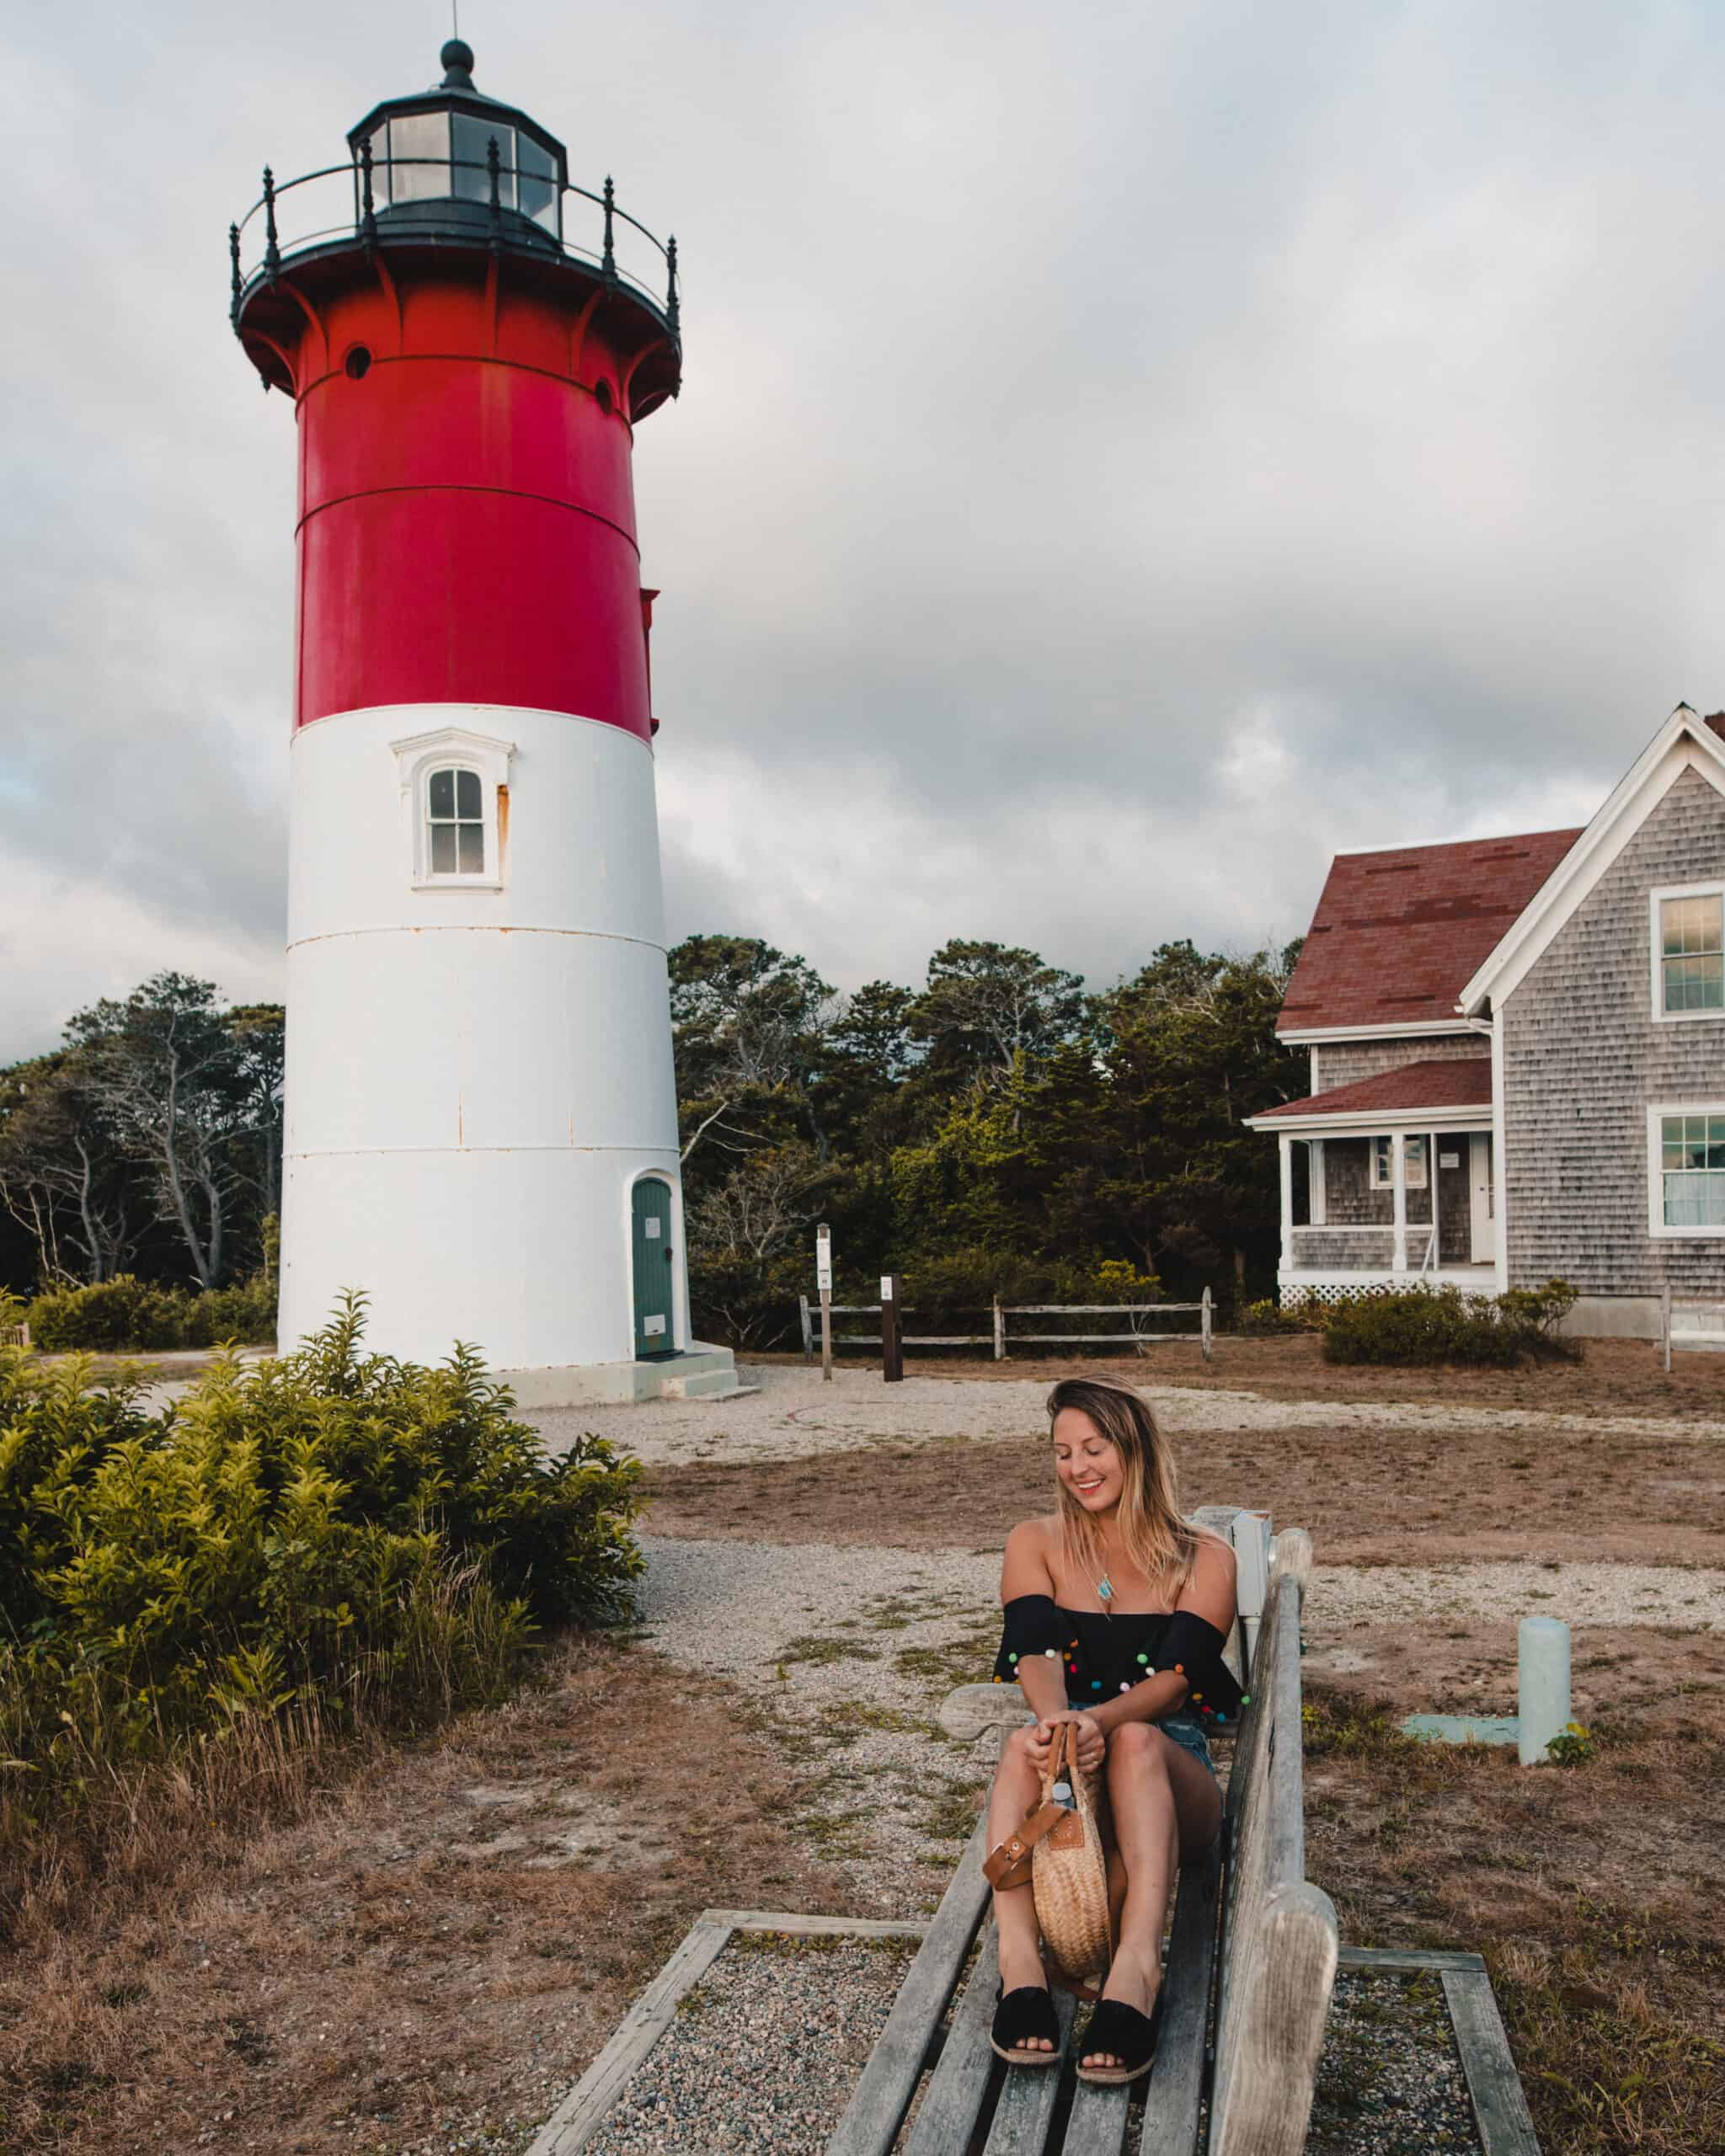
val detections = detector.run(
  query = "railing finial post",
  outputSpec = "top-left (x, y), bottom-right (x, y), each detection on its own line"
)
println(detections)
top-left (665, 233), bottom-right (680, 336)
top-left (228, 221), bottom-right (243, 307)
top-left (359, 136), bottom-right (378, 251)
top-left (262, 165), bottom-right (280, 279)
top-left (487, 134), bottom-right (503, 256)
top-left (601, 173), bottom-right (617, 280)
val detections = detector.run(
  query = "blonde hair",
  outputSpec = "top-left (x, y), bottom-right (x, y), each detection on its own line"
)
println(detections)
top-left (1047, 1375), bottom-right (1200, 1598)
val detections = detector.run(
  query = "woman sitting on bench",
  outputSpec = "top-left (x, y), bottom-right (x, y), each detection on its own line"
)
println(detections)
top-left (985, 1374), bottom-right (1240, 2086)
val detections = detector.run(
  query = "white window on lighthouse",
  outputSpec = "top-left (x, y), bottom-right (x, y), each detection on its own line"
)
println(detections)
top-left (427, 766), bottom-right (485, 875)
top-left (392, 725), bottom-right (516, 892)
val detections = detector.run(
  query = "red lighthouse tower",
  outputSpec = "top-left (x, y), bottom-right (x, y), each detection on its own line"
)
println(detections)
top-left (232, 41), bottom-right (735, 1402)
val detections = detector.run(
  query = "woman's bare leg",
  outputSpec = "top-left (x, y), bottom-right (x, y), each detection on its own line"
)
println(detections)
top-left (1082, 1725), bottom-right (1220, 2069)
top-left (986, 1726), bottom-right (1055, 2050)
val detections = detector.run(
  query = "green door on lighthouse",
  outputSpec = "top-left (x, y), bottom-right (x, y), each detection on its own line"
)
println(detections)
top-left (631, 1180), bottom-right (676, 1358)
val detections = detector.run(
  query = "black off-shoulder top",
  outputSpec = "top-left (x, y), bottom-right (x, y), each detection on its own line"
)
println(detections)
top-left (992, 1594), bottom-right (1247, 1726)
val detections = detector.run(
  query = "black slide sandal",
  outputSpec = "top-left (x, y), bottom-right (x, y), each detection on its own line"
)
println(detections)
top-left (991, 1983), bottom-right (1062, 2067)
top-left (1074, 1995), bottom-right (1161, 2085)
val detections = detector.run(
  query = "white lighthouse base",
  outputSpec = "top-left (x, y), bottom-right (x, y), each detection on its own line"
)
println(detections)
top-left (500, 1343), bottom-right (750, 1407)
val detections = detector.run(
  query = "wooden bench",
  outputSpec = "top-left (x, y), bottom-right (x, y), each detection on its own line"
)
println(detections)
top-left (827, 1513), bottom-right (1337, 2156)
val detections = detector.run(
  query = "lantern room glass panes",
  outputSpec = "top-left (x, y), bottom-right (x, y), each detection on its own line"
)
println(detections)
top-left (363, 112), bottom-right (559, 235)
top-left (518, 135), bottom-right (558, 227)
top-left (1661, 1113), bottom-right (1725, 1228)
top-left (427, 766), bottom-right (483, 876)
top-left (452, 112), bottom-right (511, 205)
top-left (1660, 893), bottom-right (1724, 1013)
top-left (384, 110), bottom-right (449, 203)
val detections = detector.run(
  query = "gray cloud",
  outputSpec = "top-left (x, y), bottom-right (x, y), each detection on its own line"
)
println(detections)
top-left (5, 0), bottom-right (1722, 1056)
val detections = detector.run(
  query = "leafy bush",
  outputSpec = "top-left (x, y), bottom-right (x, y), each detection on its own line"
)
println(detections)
top-left (0, 1294), bottom-right (641, 1864)
top-left (900, 1246), bottom-right (1162, 1326)
top-left (28, 1270), bottom-right (277, 1352)
top-left (1237, 1295), bottom-right (1322, 1337)
top-left (1320, 1280), bottom-right (1579, 1367)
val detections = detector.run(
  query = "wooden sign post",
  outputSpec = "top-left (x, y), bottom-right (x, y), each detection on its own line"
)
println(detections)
top-left (816, 1224), bottom-right (833, 1383)
top-left (880, 1273), bottom-right (903, 1383)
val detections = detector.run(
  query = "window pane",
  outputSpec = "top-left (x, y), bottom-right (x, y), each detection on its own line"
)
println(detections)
top-left (1664, 1171), bottom-right (1725, 1227)
top-left (429, 767), bottom-right (455, 818)
top-left (457, 822), bottom-right (484, 873)
top-left (388, 111), bottom-right (450, 203)
top-left (451, 115), bottom-right (513, 206)
top-left (430, 823), bottom-right (457, 873)
top-left (455, 768), bottom-right (482, 818)
top-left (519, 134), bottom-right (557, 227)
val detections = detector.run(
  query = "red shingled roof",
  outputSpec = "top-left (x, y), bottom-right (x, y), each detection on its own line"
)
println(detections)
top-left (1705, 712), bottom-right (1725, 742)
top-left (1255, 1058), bottom-right (1493, 1123)
top-left (1277, 829), bottom-right (1582, 1035)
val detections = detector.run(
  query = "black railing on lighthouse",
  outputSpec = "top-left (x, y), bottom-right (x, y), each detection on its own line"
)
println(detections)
top-left (228, 151), bottom-right (680, 343)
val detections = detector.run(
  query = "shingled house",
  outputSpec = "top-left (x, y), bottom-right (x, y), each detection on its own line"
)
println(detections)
top-left (1246, 705), bottom-right (1725, 1339)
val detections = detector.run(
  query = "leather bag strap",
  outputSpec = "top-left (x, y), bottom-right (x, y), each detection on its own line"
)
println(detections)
top-left (982, 1724), bottom-right (1076, 1890)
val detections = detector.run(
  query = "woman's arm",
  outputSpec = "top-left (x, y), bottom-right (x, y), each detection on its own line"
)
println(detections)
top-left (998, 1521), bottom-right (1069, 1730)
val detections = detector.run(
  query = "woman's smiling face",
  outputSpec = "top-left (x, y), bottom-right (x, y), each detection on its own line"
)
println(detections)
top-left (1052, 1407), bottom-right (1124, 1514)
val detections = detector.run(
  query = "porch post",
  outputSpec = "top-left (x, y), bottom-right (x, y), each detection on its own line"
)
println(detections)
top-left (1308, 1138), bottom-right (1327, 1226)
top-left (1391, 1130), bottom-right (1407, 1273)
top-left (1428, 1129), bottom-right (1439, 1273)
top-left (1279, 1132), bottom-right (1294, 1270)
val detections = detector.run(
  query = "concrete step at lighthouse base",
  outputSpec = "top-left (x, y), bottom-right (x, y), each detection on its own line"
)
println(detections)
top-left (501, 1345), bottom-right (749, 1409)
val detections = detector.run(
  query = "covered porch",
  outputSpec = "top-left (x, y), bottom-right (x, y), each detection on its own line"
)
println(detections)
top-left (1246, 1060), bottom-right (1498, 1302)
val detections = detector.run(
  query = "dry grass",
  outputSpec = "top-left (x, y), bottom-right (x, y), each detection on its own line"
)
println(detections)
top-left (1300, 1685), bottom-right (1725, 2156)
top-left (0, 1632), bottom-right (852, 2154)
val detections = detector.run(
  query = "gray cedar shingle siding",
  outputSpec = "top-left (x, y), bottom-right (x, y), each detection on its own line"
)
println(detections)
top-left (1297, 1227), bottom-right (1396, 1267)
top-left (1436, 1142), bottom-right (1472, 1264)
top-left (1321, 1137), bottom-right (1433, 1229)
top-left (1503, 766), bottom-right (1725, 1297)
top-left (1314, 1034), bottom-right (1489, 1092)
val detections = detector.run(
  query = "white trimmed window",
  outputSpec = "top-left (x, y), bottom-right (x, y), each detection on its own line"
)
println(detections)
top-left (1652, 883), bottom-right (1724, 1018)
top-left (1649, 1107), bottom-right (1725, 1235)
top-left (1371, 1134), bottom-right (1427, 1190)
top-left (427, 766), bottom-right (484, 875)
top-left (390, 725), bottom-right (516, 891)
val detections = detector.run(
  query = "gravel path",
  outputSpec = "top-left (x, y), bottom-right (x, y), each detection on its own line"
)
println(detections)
top-left (533, 1363), bottom-right (1717, 1469)
top-left (1306, 1971), bottom-right (1480, 2154)
top-left (582, 1935), bottom-right (918, 2156)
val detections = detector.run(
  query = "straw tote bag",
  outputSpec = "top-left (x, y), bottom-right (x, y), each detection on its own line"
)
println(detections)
top-left (982, 1722), bottom-right (1113, 1993)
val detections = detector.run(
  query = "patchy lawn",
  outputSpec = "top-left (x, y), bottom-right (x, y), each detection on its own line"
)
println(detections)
top-left (0, 1635), bottom-right (852, 2155)
top-left (1299, 1685), bottom-right (1725, 2156)
top-left (751, 1333), bottom-right (1725, 1417)
top-left (638, 1415), bottom-right (1725, 1569)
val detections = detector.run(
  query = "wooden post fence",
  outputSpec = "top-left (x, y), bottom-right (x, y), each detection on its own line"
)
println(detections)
top-left (805, 1294), bottom-right (1220, 1364)
top-left (882, 1274), bottom-right (903, 1383)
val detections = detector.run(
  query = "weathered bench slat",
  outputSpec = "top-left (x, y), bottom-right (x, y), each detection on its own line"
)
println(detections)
top-left (827, 1817), bottom-right (993, 2156)
top-left (1059, 2056), bottom-right (1131, 2156)
top-left (1135, 1843), bottom-right (1221, 2156)
top-left (900, 1926), bottom-right (1001, 2155)
top-left (980, 1987), bottom-right (1077, 2154)
top-left (1442, 1967), bottom-right (1542, 2156)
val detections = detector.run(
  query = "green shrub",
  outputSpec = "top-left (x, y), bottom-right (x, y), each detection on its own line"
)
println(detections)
top-left (1237, 1295), bottom-right (1322, 1337)
top-left (28, 1273), bottom-right (189, 1352)
top-left (1320, 1280), bottom-right (1579, 1367)
top-left (27, 1271), bottom-right (278, 1353)
top-left (0, 1294), bottom-right (641, 1860)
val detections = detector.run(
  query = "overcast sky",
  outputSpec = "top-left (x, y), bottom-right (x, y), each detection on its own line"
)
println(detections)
top-left (6, 0), bottom-right (1725, 1058)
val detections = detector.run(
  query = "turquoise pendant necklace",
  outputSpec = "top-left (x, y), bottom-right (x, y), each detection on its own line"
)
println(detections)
top-left (1094, 1571), bottom-right (1115, 1616)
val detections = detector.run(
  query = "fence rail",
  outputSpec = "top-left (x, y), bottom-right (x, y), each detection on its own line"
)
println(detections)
top-left (799, 1290), bottom-right (1212, 1364)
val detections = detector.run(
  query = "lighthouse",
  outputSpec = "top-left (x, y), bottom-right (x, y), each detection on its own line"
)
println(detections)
top-left (231, 40), bottom-right (737, 1403)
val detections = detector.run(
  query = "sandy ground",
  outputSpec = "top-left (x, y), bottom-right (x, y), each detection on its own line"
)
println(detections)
top-left (534, 1361), bottom-right (1725, 1471)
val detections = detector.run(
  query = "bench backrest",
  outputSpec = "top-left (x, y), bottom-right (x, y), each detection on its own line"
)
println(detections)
top-left (1209, 1527), bottom-right (1338, 2156)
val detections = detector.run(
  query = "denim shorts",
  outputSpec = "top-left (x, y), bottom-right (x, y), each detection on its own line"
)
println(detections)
top-left (1156, 1712), bottom-right (1217, 1778)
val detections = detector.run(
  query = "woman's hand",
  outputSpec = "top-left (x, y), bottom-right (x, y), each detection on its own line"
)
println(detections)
top-left (1028, 1710), bottom-right (1105, 1775)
